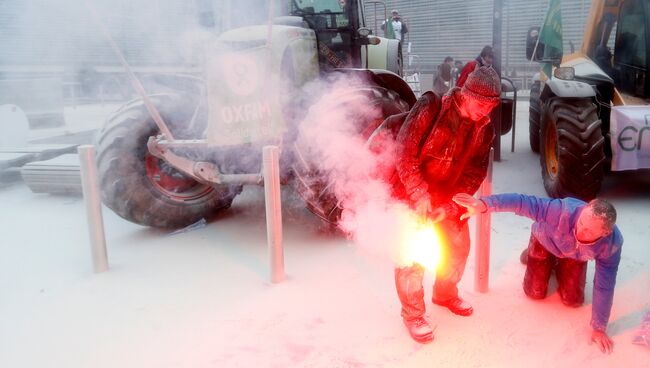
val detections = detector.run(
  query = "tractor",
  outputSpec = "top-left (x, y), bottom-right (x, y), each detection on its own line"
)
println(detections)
top-left (527, 0), bottom-right (650, 200)
top-left (95, 0), bottom-right (415, 228)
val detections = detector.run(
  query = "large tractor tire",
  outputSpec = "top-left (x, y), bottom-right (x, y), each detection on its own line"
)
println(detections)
top-left (540, 98), bottom-right (605, 200)
top-left (529, 81), bottom-right (542, 153)
top-left (96, 93), bottom-right (241, 228)
top-left (292, 85), bottom-right (410, 224)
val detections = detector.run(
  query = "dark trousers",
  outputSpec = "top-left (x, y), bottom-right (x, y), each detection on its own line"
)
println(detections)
top-left (395, 219), bottom-right (471, 320)
top-left (523, 234), bottom-right (587, 307)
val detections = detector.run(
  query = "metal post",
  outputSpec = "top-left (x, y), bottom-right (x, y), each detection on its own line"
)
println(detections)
top-left (474, 148), bottom-right (494, 292)
top-left (78, 145), bottom-right (108, 273)
top-left (511, 87), bottom-right (517, 152)
top-left (263, 146), bottom-right (284, 283)
top-left (373, 3), bottom-right (378, 35)
top-left (492, 0), bottom-right (503, 162)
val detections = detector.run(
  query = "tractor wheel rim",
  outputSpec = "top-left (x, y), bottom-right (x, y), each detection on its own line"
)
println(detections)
top-left (544, 120), bottom-right (559, 180)
top-left (144, 151), bottom-right (213, 202)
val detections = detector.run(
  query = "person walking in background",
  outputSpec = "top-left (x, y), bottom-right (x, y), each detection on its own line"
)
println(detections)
top-left (456, 45), bottom-right (494, 87)
top-left (381, 10), bottom-right (408, 42)
top-left (451, 60), bottom-right (464, 86)
top-left (453, 192), bottom-right (622, 354)
top-left (432, 56), bottom-right (454, 96)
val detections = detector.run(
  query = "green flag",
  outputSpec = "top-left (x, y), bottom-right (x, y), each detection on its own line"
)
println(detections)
top-left (540, 0), bottom-right (563, 76)
top-left (385, 19), bottom-right (395, 39)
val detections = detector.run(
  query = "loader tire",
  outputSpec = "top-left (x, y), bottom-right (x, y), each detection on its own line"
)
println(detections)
top-left (540, 98), bottom-right (605, 200)
top-left (96, 93), bottom-right (240, 229)
top-left (292, 85), bottom-right (410, 225)
top-left (529, 81), bottom-right (541, 153)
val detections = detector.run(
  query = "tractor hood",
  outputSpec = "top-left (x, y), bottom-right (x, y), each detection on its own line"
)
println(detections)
top-left (217, 22), bottom-right (313, 48)
top-left (563, 56), bottom-right (614, 86)
top-left (204, 21), bottom-right (318, 146)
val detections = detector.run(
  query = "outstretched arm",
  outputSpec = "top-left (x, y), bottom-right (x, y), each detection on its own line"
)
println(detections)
top-left (589, 241), bottom-right (622, 354)
top-left (453, 192), bottom-right (560, 224)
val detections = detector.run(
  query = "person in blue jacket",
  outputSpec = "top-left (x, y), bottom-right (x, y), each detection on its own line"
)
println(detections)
top-left (452, 192), bottom-right (622, 354)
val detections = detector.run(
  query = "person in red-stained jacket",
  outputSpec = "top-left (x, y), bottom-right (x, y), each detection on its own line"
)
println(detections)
top-left (375, 66), bottom-right (501, 344)
top-left (456, 45), bottom-right (494, 87)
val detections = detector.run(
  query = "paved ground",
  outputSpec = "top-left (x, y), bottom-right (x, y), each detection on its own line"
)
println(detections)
top-left (0, 101), bottom-right (648, 368)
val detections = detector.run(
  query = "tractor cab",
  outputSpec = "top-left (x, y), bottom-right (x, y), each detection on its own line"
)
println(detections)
top-left (584, 0), bottom-right (649, 101)
top-left (525, 0), bottom-right (650, 201)
top-left (610, 0), bottom-right (649, 100)
top-left (289, 0), bottom-right (370, 72)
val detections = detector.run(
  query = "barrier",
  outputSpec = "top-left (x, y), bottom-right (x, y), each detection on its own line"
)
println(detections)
top-left (474, 148), bottom-right (493, 292)
top-left (263, 146), bottom-right (284, 283)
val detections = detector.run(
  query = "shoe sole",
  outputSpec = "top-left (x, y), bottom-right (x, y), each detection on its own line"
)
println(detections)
top-left (432, 300), bottom-right (473, 317)
top-left (449, 308), bottom-right (473, 317)
top-left (412, 332), bottom-right (434, 343)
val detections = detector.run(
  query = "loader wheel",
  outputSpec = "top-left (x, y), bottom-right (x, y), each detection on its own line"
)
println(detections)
top-left (529, 81), bottom-right (541, 153)
top-left (95, 93), bottom-right (241, 228)
top-left (540, 98), bottom-right (605, 200)
top-left (292, 85), bottom-right (410, 225)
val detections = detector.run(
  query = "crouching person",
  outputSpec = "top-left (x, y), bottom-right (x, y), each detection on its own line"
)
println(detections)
top-left (453, 193), bottom-right (622, 354)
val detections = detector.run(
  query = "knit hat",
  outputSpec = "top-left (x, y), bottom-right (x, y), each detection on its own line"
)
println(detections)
top-left (461, 66), bottom-right (501, 103)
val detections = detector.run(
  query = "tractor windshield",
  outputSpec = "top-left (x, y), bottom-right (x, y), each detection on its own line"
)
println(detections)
top-left (290, 0), bottom-right (350, 28)
top-left (613, 0), bottom-right (648, 97)
top-left (288, 0), bottom-right (358, 71)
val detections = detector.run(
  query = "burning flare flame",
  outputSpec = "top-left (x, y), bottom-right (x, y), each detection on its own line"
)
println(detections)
top-left (396, 214), bottom-right (443, 271)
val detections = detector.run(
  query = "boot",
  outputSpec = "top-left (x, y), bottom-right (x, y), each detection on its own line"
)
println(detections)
top-left (403, 317), bottom-right (434, 343)
top-left (432, 296), bottom-right (474, 316)
top-left (520, 247), bottom-right (528, 264)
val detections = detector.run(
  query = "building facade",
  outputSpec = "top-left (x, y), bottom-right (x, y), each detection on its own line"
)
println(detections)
top-left (0, 0), bottom-right (592, 92)
top-left (365, 0), bottom-right (592, 88)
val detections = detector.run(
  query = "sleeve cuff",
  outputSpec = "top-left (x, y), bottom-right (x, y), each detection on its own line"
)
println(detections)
top-left (590, 319), bottom-right (607, 332)
top-left (479, 195), bottom-right (494, 211)
top-left (479, 199), bottom-right (489, 213)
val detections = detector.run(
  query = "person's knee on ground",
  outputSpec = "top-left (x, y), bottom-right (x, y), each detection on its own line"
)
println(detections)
top-left (523, 236), bottom-right (555, 300)
top-left (556, 258), bottom-right (587, 307)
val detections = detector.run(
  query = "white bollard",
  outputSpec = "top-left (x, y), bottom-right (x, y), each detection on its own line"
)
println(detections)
top-left (474, 148), bottom-right (494, 293)
top-left (78, 145), bottom-right (109, 273)
top-left (263, 146), bottom-right (284, 283)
